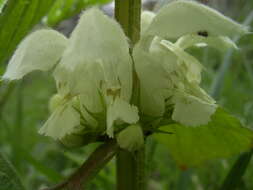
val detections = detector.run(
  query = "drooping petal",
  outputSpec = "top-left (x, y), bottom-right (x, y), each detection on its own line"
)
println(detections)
top-left (133, 39), bottom-right (176, 116)
top-left (107, 98), bottom-right (139, 137)
top-left (141, 11), bottom-right (155, 34)
top-left (3, 30), bottom-right (67, 80)
top-left (39, 102), bottom-right (80, 140)
top-left (54, 8), bottom-right (132, 102)
top-left (185, 83), bottom-right (216, 105)
top-left (172, 91), bottom-right (217, 126)
top-left (161, 40), bottom-right (202, 84)
top-left (145, 1), bottom-right (248, 39)
top-left (175, 34), bottom-right (237, 52)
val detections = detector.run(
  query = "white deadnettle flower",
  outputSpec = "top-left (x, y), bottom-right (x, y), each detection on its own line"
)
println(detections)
top-left (134, 0), bottom-right (247, 126)
top-left (2, 1), bottom-right (247, 148)
top-left (52, 8), bottom-right (138, 137)
top-left (2, 8), bottom-right (138, 140)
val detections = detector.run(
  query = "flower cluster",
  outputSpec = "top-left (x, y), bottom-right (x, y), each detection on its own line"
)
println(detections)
top-left (2, 1), bottom-right (247, 150)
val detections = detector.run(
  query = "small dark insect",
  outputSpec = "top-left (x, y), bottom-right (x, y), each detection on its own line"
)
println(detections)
top-left (197, 31), bottom-right (209, 37)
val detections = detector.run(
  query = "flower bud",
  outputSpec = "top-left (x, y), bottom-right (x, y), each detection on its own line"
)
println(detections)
top-left (116, 124), bottom-right (144, 152)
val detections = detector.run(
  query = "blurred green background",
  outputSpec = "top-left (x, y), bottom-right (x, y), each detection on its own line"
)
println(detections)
top-left (0, 0), bottom-right (253, 189)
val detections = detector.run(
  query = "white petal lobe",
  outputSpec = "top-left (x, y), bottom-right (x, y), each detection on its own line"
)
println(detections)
top-left (39, 103), bottom-right (80, 140)
top-left (107, 98), bottom-right (139, 137)
top-left (141, 11), bottom-right (156, 34)
top-left (3, 30), bottom-right (67, 80)
top-left (55, 8), bottom-right (132, 101)
top-left (172, 92), bottom-right (217, 126)
top-left (176, 34), bottom-right (238, 52)
top-left (161, 40), bottom-right (202, 84)
top-left (146, 1), bottom-right (248, 39)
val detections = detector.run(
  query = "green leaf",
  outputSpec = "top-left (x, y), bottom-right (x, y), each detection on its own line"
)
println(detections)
top-left (154, 108), bottom-right (253, 167)
top-left (0, 0), bottom-right (55, 66)
top-left (0, 153), bottom-right (25, 190)
top-left (220, 150), bottom-right (253, 190)
top-left (46, 0), bottom-right (113, 26)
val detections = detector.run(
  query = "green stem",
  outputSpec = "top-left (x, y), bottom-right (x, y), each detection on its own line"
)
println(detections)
top-left (115, 0), bottom-right (141, 46)
top-left (116, 148), bottom-right (146, 190)
top-left (115, 1), bottom-right (145, 190)
top-left (116, 150), bottom-right (136, 190)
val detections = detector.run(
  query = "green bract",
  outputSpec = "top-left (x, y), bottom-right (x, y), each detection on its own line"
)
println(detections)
top-left (2, 1), bottom-right (253, 162)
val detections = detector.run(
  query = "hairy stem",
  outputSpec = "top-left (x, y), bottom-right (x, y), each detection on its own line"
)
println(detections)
top-left (115, 1), bottom-right (146, 190)
top-left (115, 0), bottom-right (141, 46)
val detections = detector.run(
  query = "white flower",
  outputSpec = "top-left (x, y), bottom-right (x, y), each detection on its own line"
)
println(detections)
top-left (2, 1), bottom-right (247, 147)
top-left (3, 8), bottom-right (139, 141)
top-left (134, 0), bottom-right (246, 126)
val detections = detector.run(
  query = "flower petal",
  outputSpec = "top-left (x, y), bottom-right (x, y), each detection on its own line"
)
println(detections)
top-left (107, 98), bottom-right (139, 137)
top-left (185, 83), bottom-right (216, 105)
top-left (133, 39), bottom-right (176, 116)
top-left (54, 8), bottom-right (132, 101)
top-left (39, 102), bottom-right (80, 140)
top-left (145, 1), bottom-right (248, 39)
top-left (176, 34), bottom-right (237, 52)
top-left (141, 11), bottom-right (155, 34)
top-left (3, 29), bottom-right (67, 80)
top-left (172, 91), bottom-right (217, 126)
top-left (161, 40), bottom-right (202, 84)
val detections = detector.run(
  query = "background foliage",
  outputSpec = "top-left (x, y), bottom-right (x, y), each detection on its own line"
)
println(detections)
top-left (0, 0), bottom-right (253, 189)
